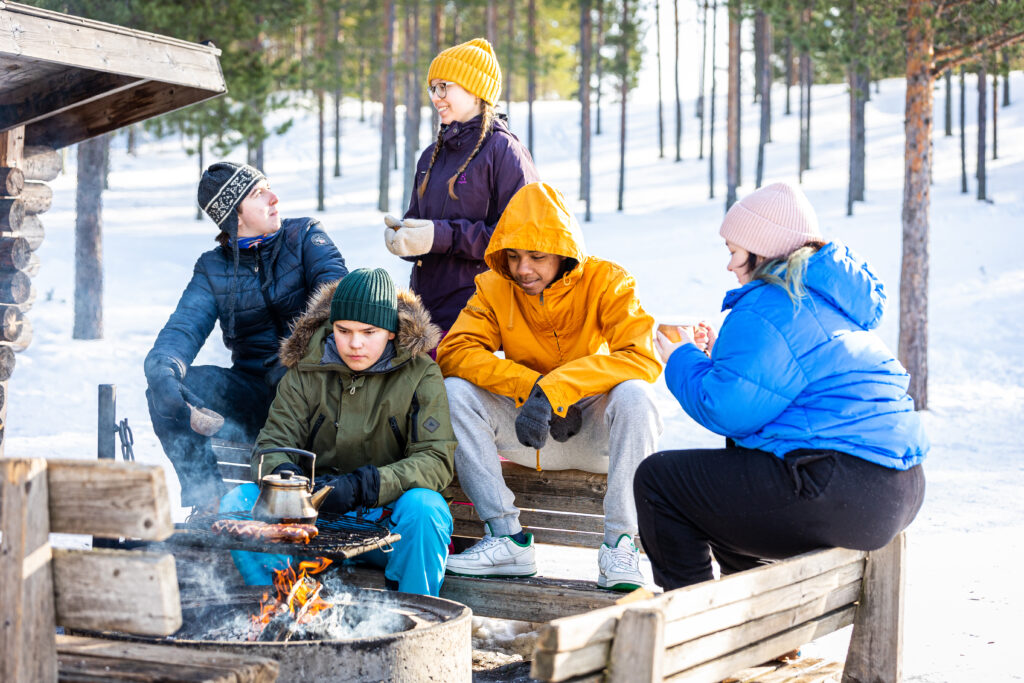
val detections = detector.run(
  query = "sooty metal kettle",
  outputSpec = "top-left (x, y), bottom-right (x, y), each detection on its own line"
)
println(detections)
top-left (251, 447), bottom-right (332, 524)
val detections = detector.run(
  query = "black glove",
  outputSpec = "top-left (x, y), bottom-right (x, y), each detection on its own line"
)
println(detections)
top-left (515, 383), bottom-right (553, 449)
top-left (549, 402), bottom-right (583, 443)
top-left (149, 375), bottom-right (204, 421)
top-left (315, 465), bottom-right (381, 514)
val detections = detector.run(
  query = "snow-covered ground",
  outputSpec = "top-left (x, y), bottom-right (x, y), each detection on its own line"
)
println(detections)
top-left (8, 71), bottom-right (1024, 682)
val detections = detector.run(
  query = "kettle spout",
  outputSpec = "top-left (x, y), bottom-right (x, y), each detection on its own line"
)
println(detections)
top-left (310, 486), bottom-right (334, 511)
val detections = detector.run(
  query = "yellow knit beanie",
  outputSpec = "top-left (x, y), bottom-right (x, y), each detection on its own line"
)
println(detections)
top-left (427, 38), bottom-right (502, 106)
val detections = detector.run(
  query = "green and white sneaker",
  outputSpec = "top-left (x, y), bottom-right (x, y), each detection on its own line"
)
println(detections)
top-left (597, 534), bottom-right (644, 591)
top-left (445, 532), bottom-right (537, 578)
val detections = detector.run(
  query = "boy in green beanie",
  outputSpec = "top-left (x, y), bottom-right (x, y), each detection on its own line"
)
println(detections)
top-left (221, 268), bottom-right (457, 596)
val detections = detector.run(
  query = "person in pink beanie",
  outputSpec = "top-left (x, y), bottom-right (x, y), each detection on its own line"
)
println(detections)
top-left (635, 181), bottom-right (928, 590)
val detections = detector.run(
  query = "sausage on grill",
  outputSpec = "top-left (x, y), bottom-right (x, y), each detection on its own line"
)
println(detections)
top-left (211, 519), bottom-right (318, 544)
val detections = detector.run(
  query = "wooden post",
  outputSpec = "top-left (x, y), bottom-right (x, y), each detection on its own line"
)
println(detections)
top-left (0, 459), bottom-right (58, 683)
top-left (608, 607), bottom-right (665, 682)
top-left (98, 384), bottom-right (116, 460)
top-left (842, 533), bottom-right (906, 683)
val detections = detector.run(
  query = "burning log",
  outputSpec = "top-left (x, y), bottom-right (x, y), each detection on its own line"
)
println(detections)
top-left (250, 557), bottom-right (335, 643)
top-left (0, 167), bottom-right (24, 195)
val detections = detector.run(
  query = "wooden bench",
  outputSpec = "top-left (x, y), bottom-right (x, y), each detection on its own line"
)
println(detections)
top-left (0, 457), bottom-right (278, 682)
top-left (210, 440), bottom-right (630, 623)
top-left (528, 533), bottom-right (906, 682)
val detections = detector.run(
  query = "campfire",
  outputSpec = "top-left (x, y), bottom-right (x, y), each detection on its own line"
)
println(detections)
top-left (249, 557), bottom-right (335, 642)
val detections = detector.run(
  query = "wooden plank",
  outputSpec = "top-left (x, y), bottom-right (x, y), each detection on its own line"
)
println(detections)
top-left (52, 548), bottom-right (182, 636)
top-left (531, 641), bottom-right (610, 683)
top-left (447, 461), bottom-right (608, 501)
top-left (537, 548), bottom-right (863, 654)
top-left (0, 458), bottom-right (57, 683)
top-left (842, 533), bottom-right (905, 683)
top-left (663, 581), bottom-right (862, 676)
top-left (663, 562), bottom-right (864, 647)
top-left (448, 487), bottom-right (606, 515)
top-left (0, 69), bottom-right (143, 132)
top-left (0, 126), bottom-right (24, 167)
top-left (665, 607), bottom-right (856, 683)
top-left (608, 607), bottom-right (664, 683)
top-left (727, 657), bottom-right (843, 683)
top-left (453, 518), bottom-right (604, 549)
top-left (46, 459), bottom-right (174, 540)
top-left (57, 635), bottom-right (279, 683)
top-left (451, 502), bottom-right (605, 534)
top-left (25, 79), bottom-right (220, 149)
top-left (0, 5), bottom-right (226, 91)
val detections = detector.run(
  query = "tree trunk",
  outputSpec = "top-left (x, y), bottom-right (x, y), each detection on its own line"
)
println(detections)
top-left (359, 51), bottom-right (366, 123)
top-left (673, 0), bottom-right (682, 161)
top-left (580, 0), bottom-right (593, 221)
top-left (755, 11), bottom-right (771, 189)
top-left (486, 0), bottom-right (496, 45)
top-left (698, 0), bottom-right (708, 159)
top-left (960, 66), bottom-right (967, 193)
top-left (431, 0), bottom-right (442, 133)
top-left (378, 0), bottom-right (396, 213)
top-left (708, 0), bottom-right (718, 199)
top-left (527, 0), bottom-right (537, 152)
top-left (898, 0), bottom-right (932, 409)
top-left (977, 63), bottom-right (987, 201)
top-left (784, 37), bottom-right (793, 116)
top-left (317, 90), bottom-right (326, 211)
top-left (992, 71), bottom-right (998, 160)
top-left (595, 1), bottom-right (605, 135)
top-left (126, 125), bottom-right (136, 156)
top-left (506, 2), bottom-right (515, 114)
top-left (726, 2), bottom-right (740, 209)
top-left (1001, 49), bottom-right (1010, 106)
top-left (944, 68), bottom-right (952, 136)
top-left (403, 0), bottom-right (422, 210)
top-left (798, 48), bottom-right (810, 180)
top-left (334, 8), bottom-right (342, 178)
top-left (617, 0), bottom-right (629, 212)
top-left (656, 0), bottom-right (665, 158)
top-left (74, 135), bottom-right (105, 340)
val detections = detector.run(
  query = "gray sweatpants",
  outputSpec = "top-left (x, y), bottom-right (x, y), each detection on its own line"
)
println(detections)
top-left (444, 377), bottom-right (663, 545)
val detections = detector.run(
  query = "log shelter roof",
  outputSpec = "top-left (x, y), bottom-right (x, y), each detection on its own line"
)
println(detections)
top-left (0, 1), bottom-right (226, 149)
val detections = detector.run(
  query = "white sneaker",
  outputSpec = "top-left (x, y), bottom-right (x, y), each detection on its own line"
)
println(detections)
top-left (445, 533), bottom-right (537, 578)
top-left (598, 534), bottom-right (645, 591)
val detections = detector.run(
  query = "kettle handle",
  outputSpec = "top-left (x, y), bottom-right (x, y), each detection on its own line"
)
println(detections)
top-left (255, 447), bottom-right (317, 492)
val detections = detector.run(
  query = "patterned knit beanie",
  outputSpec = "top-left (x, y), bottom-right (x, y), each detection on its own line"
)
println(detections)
top-left (329, 268), bottom-right (398, 332)
top-left (719, 182), bottom-right (822, 259)
top-left (197, 162), bottom-right (265, 238)
top-left (427, 38), bottom-right (502, 106)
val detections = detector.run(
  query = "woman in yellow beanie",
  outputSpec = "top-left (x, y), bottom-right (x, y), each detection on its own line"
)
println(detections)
top-left (384, 37), bottom-right (539, 350)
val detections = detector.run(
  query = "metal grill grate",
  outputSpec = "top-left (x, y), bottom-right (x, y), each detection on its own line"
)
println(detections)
top-left (171, 511), bottom-right (401, 560)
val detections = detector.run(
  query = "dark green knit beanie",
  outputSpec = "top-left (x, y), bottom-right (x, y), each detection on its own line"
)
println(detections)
top-left (329, 268), bottom-right (398, 332)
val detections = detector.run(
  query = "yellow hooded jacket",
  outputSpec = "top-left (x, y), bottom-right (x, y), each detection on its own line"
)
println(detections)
top-left (436, 182), bottom-right (661, 417)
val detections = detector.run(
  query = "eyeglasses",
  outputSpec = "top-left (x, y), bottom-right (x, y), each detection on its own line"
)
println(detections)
top-left (428, 81), bottom-right (456, 98)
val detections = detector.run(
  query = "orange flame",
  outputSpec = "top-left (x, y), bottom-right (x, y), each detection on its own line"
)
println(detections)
top-left (248, 557), bottom-right (334, 640)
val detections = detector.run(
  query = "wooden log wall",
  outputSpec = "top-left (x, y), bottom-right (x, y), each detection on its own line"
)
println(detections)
top-left (0, 128), bottom-right (57, 455)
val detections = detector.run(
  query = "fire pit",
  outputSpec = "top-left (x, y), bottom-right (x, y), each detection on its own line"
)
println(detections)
top-left (78, 555), bottom-right (472, 681)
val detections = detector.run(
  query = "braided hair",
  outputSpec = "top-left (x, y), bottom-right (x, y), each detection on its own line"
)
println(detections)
top-left (417, 103), bottom-right (497, 201)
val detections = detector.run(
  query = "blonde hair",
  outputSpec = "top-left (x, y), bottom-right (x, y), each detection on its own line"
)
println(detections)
top-left (418, 103), bottom-right (496, 200)
top-left (752, 241), bottom-right (826, 303)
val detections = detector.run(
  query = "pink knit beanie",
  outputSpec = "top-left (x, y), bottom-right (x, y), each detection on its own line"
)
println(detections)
top-left (719, 182), bottom-right (822, 259)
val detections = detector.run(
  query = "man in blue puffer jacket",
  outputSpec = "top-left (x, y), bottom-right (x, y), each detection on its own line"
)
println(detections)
top-left (144, 162), bottom-right (347, 510)
top-left (636, 182), bottom-right (926, 590)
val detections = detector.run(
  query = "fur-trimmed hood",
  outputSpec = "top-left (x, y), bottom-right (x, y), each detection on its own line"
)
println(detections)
top-left (280, 280), bottom-right (441, 367)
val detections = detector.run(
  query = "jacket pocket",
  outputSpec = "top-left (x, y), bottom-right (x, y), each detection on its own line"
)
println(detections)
top-left (388, 416), bottom-right (406, 450)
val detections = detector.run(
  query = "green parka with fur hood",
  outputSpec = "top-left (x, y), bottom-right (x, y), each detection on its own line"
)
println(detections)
top-left (252, 282), bottom-right (456, 507)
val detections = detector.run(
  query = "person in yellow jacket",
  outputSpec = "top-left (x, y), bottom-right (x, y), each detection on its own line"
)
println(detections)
top-left (436, 182), bottom-right (663, 591)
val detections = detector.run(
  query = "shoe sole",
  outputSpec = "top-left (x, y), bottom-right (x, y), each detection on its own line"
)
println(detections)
top-left (445, 569), bottom-right (538, 578)
top-left (597, 580), bottom-right (643, 592)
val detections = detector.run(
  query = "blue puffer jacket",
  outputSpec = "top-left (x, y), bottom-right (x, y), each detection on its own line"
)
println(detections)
top-left (664, 241), bottom-right (928, 470)
top-left (144, 218), bottom-right (347, 383)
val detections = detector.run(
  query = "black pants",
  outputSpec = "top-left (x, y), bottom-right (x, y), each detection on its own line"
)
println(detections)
top-left (633, 445), bottom-right (925, 590)
top-left (146, 365), bottom-right (275, 507)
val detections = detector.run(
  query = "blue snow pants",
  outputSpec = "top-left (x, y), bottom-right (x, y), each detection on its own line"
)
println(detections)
top-left (220, 483), bottom-right (452, 596)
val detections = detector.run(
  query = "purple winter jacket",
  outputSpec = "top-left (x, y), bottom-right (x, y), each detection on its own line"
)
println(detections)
top-left (404, 114), bottom-right (539, 330)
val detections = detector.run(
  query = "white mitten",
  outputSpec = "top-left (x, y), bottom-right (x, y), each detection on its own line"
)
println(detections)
top-left (386, 220), bottom-right (434, 256)
top-left (383, 214), bottom-right (404, 230)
